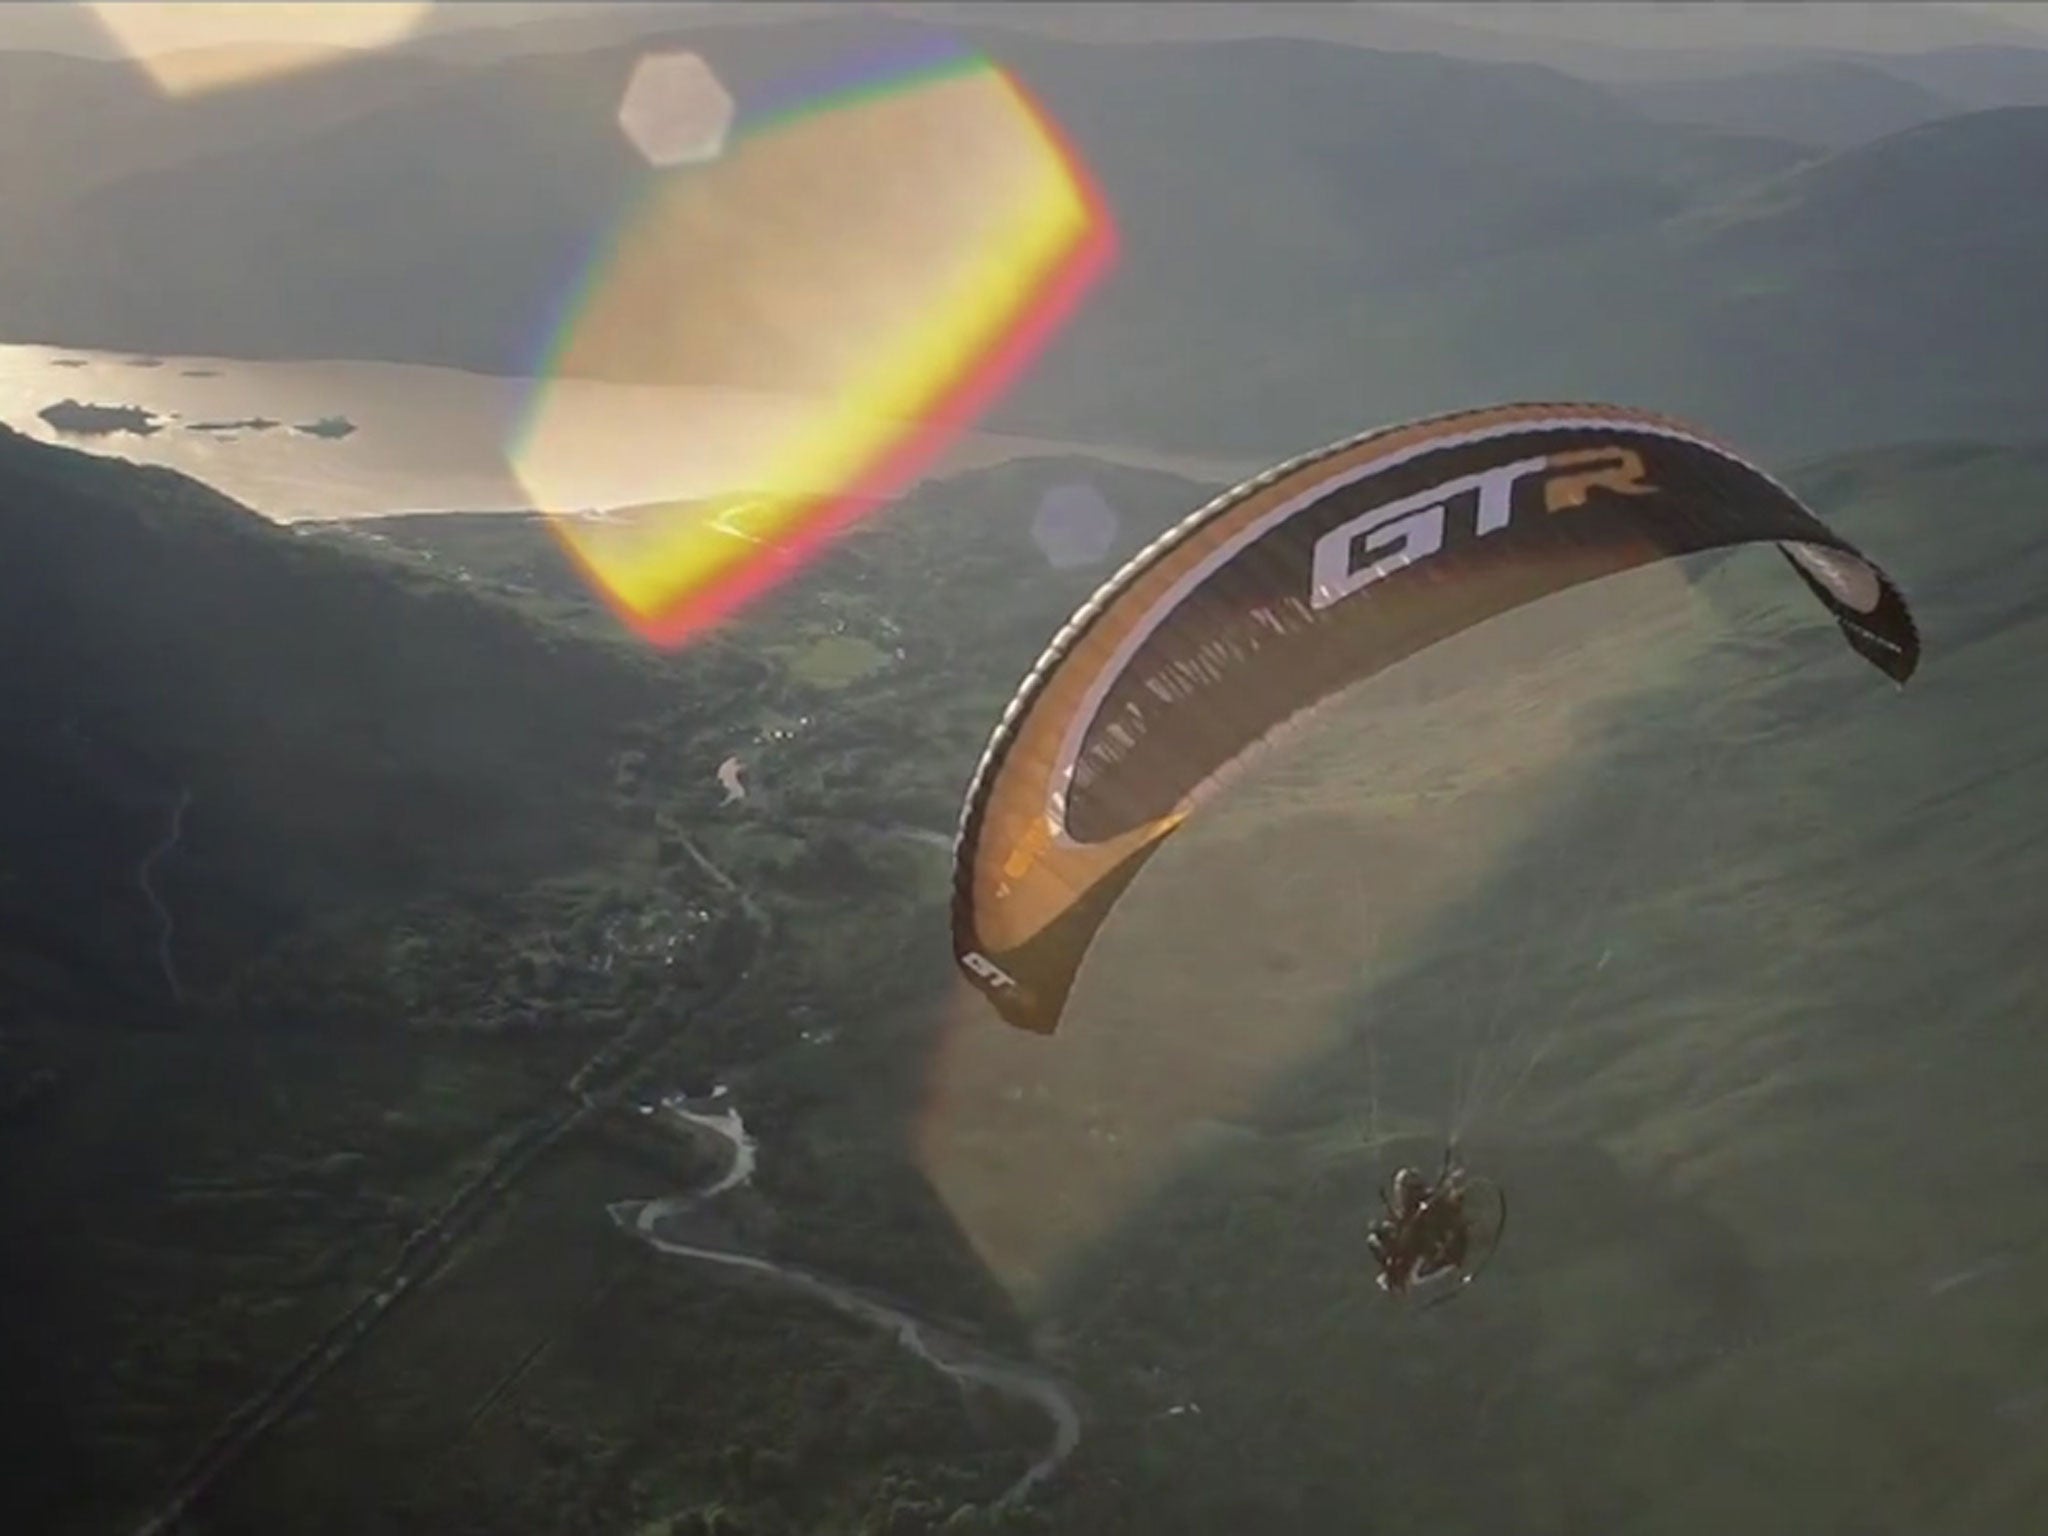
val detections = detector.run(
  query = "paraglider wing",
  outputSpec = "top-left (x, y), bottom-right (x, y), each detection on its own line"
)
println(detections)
top-left (950, 402), bottom-right (1920, 1033)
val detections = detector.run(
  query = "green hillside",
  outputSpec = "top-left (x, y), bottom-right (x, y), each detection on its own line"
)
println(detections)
top-left (1024, 441), bottom-right (2048, 1534)
top-left (4, 433), bottom-right (2045, 1534)
top-left (0, 424), bottom-right (699, 1023)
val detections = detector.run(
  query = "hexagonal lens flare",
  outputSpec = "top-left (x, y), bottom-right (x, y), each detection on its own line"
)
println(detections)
top-left (1031, 481), bottom-right (1121, 569)
top-left (618, 51), bottom-right (735, 168)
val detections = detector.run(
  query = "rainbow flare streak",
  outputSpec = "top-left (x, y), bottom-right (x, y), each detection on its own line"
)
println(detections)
top-left (516, 43), bottom-right (1117, 646)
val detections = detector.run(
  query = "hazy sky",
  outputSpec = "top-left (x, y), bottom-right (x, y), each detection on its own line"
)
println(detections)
top-left (1391, 2), bottom-right (2048, 50)
top-left (9, 2), bottom-right (2048, 60)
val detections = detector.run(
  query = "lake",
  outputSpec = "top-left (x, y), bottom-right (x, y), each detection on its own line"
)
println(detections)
top-left (0, 341), bottom-right (1254, 523)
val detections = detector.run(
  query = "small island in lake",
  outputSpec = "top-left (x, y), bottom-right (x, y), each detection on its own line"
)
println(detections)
top-left (39, 398), bottom-right (164, 437)
top-left (187, 417), bottom-right (281, 435)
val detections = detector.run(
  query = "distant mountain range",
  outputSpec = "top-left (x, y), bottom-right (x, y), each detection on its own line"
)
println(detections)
top-left (1615, 45), bottom-right (2048, 145)
top-left (12, 2), bottom-right (2047, 79)
top-left (1, 13), bottom-right (2043, 469)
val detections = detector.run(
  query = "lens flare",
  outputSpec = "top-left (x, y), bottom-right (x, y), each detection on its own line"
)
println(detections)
top-left (617, 51), bottom-right (735, 168)
top-left (514, 38), bottom-right (1117, 646)
top-left (87, 2), bottom-right (429, 97)
top-left (1030, 480), bottom-right (1121, 569)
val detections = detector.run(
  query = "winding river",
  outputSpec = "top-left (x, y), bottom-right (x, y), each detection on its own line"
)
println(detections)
top-left (135, 786), bottom-right (192, 1005)
top-left (611, 1093), bottom-right (1081, 1509)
